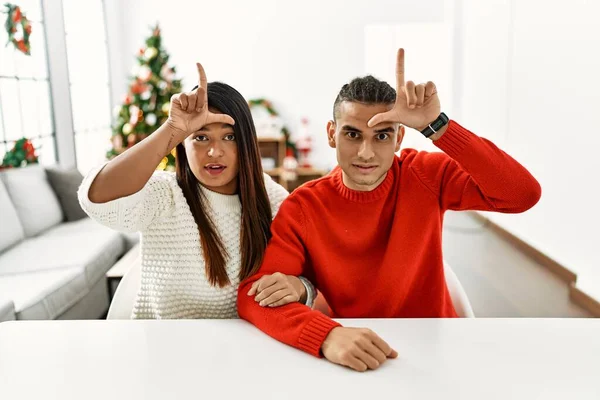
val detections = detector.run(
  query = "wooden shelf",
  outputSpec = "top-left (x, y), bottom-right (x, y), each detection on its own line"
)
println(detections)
top-left (257, 135), bottom-right (325, 192)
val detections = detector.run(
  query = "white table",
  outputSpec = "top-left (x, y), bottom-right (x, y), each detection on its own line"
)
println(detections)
top-left (0, 319), bottom-right (598, 399)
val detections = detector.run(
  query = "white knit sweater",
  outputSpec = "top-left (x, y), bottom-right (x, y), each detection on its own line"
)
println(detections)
top-left (78, 165), bottom-right (289, 319)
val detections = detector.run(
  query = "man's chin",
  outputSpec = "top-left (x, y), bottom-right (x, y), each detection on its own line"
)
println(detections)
top-left (347, 175), bottom-right (382, 189)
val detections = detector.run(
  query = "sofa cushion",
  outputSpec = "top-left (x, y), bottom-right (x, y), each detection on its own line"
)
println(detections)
top-left (0, 218), bottom-right (125, 287)
top-left (45, 167), bottom-right (87, 222)
top-left (0, 164), bottom-right (64, 237)
top-left (0, 268), bottom-right (87, 320)
top-left (0, 178), bottom-right (25, 253)
top-left (0, 298), bottom-right (16, 322)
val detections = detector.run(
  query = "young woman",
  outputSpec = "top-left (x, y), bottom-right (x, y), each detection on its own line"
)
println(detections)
top-left (78, 63), bottom-right (313, 319)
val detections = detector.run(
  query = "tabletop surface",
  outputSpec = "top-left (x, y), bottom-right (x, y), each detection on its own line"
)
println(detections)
top-left (0, 318), bottom-right (599, 400)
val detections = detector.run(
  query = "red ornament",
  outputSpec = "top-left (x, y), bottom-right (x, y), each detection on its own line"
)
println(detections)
top-left (130, 79), bottom-right (146, 95)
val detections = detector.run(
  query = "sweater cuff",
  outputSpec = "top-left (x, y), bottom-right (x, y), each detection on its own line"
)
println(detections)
top-left (297, 313), bottom-right (341, 358)
top-left (432, 120), bottom-right (473, 159)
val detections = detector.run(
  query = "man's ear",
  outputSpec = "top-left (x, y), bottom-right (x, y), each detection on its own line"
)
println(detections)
top-left (395, 125), bottom-right (405, 152)
top-left (327, 120), bottom-right (336, 148)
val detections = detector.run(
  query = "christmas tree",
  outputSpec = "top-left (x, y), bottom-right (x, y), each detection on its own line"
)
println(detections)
top-left (108, 24), bottom-right (182, 170)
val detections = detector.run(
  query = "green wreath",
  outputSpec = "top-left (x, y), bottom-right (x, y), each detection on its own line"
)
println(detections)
top-left (3, 3), bottom-right (32, 55)
top-left (248, 98), bottom-right (296, 155)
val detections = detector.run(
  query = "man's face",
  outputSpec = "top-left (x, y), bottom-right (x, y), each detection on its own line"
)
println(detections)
top-left (327, 101), bottom-right (404, 192)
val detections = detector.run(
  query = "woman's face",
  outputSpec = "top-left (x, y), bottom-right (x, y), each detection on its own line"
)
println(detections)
top-left (184, 109), bottom-right (239, 195)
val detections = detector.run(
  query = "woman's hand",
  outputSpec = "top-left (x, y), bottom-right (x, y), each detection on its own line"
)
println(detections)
top-left (166, 62), bottom-right (235, 135)
top-left (247, 272), bottom-right (307, 307)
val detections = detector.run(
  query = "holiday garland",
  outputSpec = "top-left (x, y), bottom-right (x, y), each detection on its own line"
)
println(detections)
top-left (3, 3), bottom-right (32, 55)
top-left (248, 98), bottom-right (296, 154)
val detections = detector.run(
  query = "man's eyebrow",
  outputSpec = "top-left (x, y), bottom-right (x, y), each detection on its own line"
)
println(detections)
top-left (374, 127), bottom-right (394, 133)
top-left (340, 125), bottom-right (361, 132)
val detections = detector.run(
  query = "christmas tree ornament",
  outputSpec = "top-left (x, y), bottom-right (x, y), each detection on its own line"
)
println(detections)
top-left (138, 65), bottom-right (152, 82)
top-left (145, 113), bottom-right (157, 126)
top-left (111, 134), bottom-right (124, 151)
top-left (122, 123), bottom-right (133, 134)
top-left (127, 133), bottom-right (137, 146)
top-left (144, 47), bottom-right (158, 59)
top-left (128, 106), bottom-right (140, 125)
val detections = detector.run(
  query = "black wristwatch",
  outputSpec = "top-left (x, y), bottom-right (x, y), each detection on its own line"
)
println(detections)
top-left (420, 112), bottom-right (449, 138)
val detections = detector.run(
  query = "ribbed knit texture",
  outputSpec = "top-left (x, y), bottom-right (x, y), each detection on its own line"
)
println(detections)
top-left (238, 120), bottom-right (541, 357)
top-left (78, 165), bottom-right (288, 319)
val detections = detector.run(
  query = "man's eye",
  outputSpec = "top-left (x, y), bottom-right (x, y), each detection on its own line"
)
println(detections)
top-left (194, 135), bottom-right (208, 142)
top-left (377, 133), bottom-right (390, 140)
top-left (224, 134), bottom-right (236, 141)
top-left (346, 131), bottom-right (359, 139)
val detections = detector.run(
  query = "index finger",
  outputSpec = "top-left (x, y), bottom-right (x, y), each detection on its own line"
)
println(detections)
top-left (396, 48), bottom-right (405, 89)
top-left (196, 62), bottom-right (208, 101)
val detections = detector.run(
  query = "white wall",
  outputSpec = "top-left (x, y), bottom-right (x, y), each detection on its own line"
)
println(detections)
top-left (460, 0), bottom-right (600, 297)
top-left (105, 0), bottom-right (444, 170)
top-left (365, 0), bottom-right (456, 152)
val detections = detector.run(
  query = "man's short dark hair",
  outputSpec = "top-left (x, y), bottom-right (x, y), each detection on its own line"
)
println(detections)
top-left (333, 75), bottom-right (396, 120)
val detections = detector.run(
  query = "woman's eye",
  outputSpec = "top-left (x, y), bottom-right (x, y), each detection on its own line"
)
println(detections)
top-left (377, 133), bottom-right (390, 140)
top-left (224, 134), bottom-right (236, 141)
top-left (194, 135), bottom-right (208, 142)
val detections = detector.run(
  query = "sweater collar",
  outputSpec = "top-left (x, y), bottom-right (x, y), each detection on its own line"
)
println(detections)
top-left (332, 162), bottom-right (396, 203)
top-left (198, 184), bottom-right (241, 213)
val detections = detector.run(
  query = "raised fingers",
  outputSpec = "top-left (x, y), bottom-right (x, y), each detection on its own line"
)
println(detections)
top-left (196, 62), bottom-right (208, 103)
top-left (425, 81), bottom-right (437, 98)
top-left (404, 81), bottom-right (417, 109)
top-left (415, 84), bottom-right (425, 107)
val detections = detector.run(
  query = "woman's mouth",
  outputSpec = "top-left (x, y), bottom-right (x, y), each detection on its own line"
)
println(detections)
top-left (204, 164), bottom-right (227, 176)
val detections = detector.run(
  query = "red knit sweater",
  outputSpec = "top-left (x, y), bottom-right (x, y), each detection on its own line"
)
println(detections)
top-left (237, 120), bottom-right (541, 357)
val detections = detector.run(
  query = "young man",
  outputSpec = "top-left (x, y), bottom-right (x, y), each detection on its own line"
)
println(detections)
top-left (237, 49), bottom-right (541, 372)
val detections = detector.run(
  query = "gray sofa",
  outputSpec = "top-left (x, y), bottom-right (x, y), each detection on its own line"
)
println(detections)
top-left (0, 164), bottom-right (136, 322)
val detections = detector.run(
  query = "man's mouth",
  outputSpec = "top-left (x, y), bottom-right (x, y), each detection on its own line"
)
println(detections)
top-left (353, 164), bottom-right (378, 173)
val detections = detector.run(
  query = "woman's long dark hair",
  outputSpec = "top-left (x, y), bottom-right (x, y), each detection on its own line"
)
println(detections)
top-left (176, 82), bottom-right (272, 287)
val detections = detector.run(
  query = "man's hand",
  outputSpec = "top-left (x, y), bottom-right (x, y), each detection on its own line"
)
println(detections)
top-left (247, 272), bottom-right (307, 307)
top-left (367, 48), bottom-right (441, 133)
top-left (321, 327), bottom-right (398, 372)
